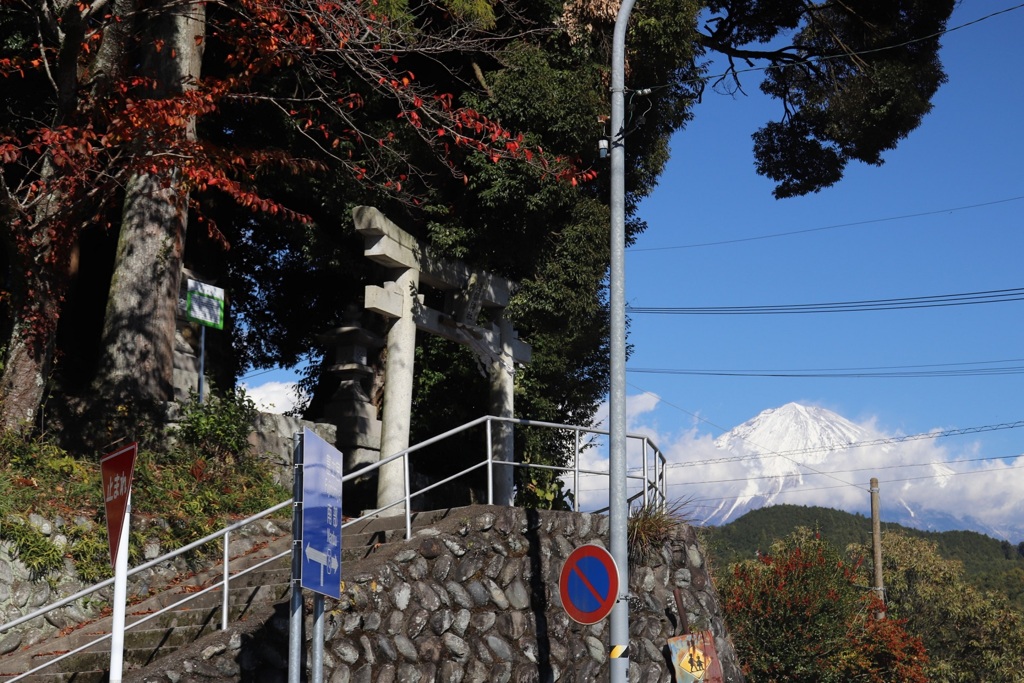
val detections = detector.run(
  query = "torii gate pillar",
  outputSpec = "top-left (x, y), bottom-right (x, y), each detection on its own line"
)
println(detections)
top-left (489, 318), bottom-right (516, 505)
top-left (354, 207), bottom-right (530, 515)
top-left (376, 264), bottom-right (420, 515)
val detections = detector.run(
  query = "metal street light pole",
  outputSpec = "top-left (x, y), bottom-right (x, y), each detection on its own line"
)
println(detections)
top-left (609, 0), bottom-right (637, 681)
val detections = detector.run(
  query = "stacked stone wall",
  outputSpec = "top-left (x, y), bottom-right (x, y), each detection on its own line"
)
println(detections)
top-left (126, 505), bottom-right (746, 683)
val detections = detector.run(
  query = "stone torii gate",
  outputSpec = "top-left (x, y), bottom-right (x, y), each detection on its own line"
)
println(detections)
top-left (353, 206), bottom-right (532, 513)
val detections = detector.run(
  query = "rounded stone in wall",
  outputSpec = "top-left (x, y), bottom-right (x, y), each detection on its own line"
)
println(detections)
top-left (431, 553), bottom-right (453, 582)
top-left (407, 608), bottom-right (429, 638)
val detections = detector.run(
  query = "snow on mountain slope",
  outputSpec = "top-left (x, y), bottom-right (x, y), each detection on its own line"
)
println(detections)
top-left (700, 403), bottom-right (884, 528)
top-left (698, 402), bottom-right (1019, 540)
top-left (702, 403), bottom-right (887, 526)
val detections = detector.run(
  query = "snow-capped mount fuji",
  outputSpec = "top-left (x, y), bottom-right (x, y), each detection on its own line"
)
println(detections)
top-left (713, 403), bottom-right (874, 458)
top-left (698, 402), bottom-right (1012, 539)
top-left (700, 403), bottom-right (883, 526)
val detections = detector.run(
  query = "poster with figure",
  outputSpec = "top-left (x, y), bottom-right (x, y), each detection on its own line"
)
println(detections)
top-left (667, 631), bottom-right (724, 683)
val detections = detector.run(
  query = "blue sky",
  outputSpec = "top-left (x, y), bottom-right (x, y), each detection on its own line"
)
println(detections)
top-left (611, 1), bottom-right (1024, 533)
top-left (244, 2), bottom-right (1024, 535)
top-left (627, 1), bottom-right (1023, 444)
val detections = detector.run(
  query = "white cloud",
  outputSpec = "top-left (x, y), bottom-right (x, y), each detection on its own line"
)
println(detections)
top-left (589, 403), bottom-right (1024, 539)
top-left (241, 380), bottom-right (305, 414)
top-left (568, 392), bottom-right (669, 512)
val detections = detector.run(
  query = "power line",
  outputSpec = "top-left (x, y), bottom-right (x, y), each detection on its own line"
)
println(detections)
top-left (579, 450), bottom-right (1024, 491)
top-left (676, 461), bottom-right (1024, 507)
top-left (628, 196), bottom-right (1024, 252)
top-left (660, 419), bottom-right (1024, 469)
top-left (627, 286), bottom-right (1024, 316)
top-left (662, 452), bottom-right (1023, 486)
top-left (628, 364), bottom-right (1024, 379)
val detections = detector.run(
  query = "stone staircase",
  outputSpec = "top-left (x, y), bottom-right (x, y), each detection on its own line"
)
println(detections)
top-left (0, 509), bottom-right (455, 683)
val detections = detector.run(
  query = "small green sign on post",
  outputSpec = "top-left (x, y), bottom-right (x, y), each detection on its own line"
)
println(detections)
top-left (185, 279), bottom-right (225, 403)
top-left (185, 279), bottom-right (225, 330)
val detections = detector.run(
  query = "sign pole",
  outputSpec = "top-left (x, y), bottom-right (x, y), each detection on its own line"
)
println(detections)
top-left (108, 492), bottom-right (130, 683)
top-left (609, 0), bottom-right (638, 680)
top-left (288, 433), bottom-right (303, 683)
top-left (311, 594), bottom-right (325, 683)
top-left (184, 278), bottom-right (225, 405)
top-left (198, 325), bottom-right (206, 404)
top-left (101, 442), bottom-right (137, 683)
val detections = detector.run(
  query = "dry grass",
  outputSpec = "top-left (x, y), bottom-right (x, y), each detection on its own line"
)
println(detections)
top-left (627, 497), bottom-right (692, 566)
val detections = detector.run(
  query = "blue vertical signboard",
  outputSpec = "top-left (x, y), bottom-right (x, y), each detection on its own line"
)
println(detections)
top-left (301, 428), bottom-right (343, 598)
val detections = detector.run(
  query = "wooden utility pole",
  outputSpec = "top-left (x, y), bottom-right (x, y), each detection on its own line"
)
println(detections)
top-left (870, 477), bottom-right (886, 619)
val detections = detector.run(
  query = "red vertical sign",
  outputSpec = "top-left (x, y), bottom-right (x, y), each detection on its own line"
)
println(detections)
top-left (101, 443), bottom-right (138, 568)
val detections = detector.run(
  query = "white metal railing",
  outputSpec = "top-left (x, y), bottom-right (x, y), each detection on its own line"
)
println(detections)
top-left (0, 415), bottom-right (665, 680)
top-left (339, 415), bottom-right (668, 540)
top-left (0, 501), bottom-right (293, 682)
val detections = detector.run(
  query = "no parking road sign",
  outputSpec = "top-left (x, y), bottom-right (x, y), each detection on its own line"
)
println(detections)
top-left (559, 544), bottom-right (620, 625)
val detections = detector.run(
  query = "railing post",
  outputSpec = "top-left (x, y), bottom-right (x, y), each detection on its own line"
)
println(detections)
top-left (574, 429), bottom-right (581, 512)
top-left (486, 418), bottom-right (494, 505)
top-left (404, 452), bottom-right (412, 540)
top-left (221, 530), bottom-right (230, 630)
top-left (660, 452), bottom-right (667, 510)
top-left (642, 439), bottom-right (649, 508)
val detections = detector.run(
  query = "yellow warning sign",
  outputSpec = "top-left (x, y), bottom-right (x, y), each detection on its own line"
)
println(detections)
top-left (678, 642), bottom-right (707, 674)
top-left (667, 632), bottom-right (723, 682)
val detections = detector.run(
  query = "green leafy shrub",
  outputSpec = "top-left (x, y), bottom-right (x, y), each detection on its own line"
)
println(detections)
top-left (173, 389), bottom-right (258, 464)
top-left (0, 519), bottom-right (65, 578)
top-left (721, 529), bottom-right (929, 683)
top-left (516, 467), bottom-right (574, 510)
top-left (0, 405), bottom-right (287, 588)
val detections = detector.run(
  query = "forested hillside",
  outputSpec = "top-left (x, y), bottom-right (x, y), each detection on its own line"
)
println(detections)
top-left (705, 503), bottom-right (1024, 609)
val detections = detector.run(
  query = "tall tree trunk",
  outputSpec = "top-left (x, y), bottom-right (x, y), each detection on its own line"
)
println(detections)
top-left (0, 3), bottom-right (90, 432)
top-left (0, 263), bottom-right (61, 431)
top-left (94, 1), bottom-right (205, 408)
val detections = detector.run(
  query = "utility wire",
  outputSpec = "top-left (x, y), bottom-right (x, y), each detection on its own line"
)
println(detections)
top-left (676, 462), bottom-right (1024, 507)
top-left (620, 383), bottom-right (1024, 469)
top-left (662, 452), bottom-right (1023, 486)
top-left (579, 451), bottom-right (1024, 491)
top-left (628, 286), bottom-right (1024, 316)
top-left (640, 4), bottom-right (1024, 97)
top-left (660, 419), bottom-right (1024, 469)
top-left (628, 196), bottom-right (1024, 252)
top-left (628, 366), bottom-right (1024, 379)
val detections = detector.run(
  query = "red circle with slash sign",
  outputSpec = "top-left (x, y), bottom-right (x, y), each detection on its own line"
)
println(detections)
top-left (559, 544), bottom-right (620, 625)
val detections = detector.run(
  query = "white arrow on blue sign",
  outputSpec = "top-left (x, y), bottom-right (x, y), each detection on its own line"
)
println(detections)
top-left (300, 428), bottom-right (344, 598)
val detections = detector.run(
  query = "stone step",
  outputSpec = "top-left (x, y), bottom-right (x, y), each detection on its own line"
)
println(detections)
top-left (14, 591), bottom-right (290, 679)
top-left (7, 669), bottom-right (107, 683)
top-left (0, 507), bottom-right (461, 682)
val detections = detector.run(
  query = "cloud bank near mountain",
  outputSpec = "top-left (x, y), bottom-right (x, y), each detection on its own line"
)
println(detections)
top-left (578, 396), bottom-right (1024, 541)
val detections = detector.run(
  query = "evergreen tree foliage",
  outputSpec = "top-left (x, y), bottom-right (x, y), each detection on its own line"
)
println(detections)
top-left (1, 0), bottom-right (957, 471)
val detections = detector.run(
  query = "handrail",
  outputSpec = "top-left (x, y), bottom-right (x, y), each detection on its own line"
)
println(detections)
top-left (0, 415), bottom-right (667, 680)
top-left (341, 415), bottom-right (668, 538)
top-left (0, 499), bottom-right (293, 637)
